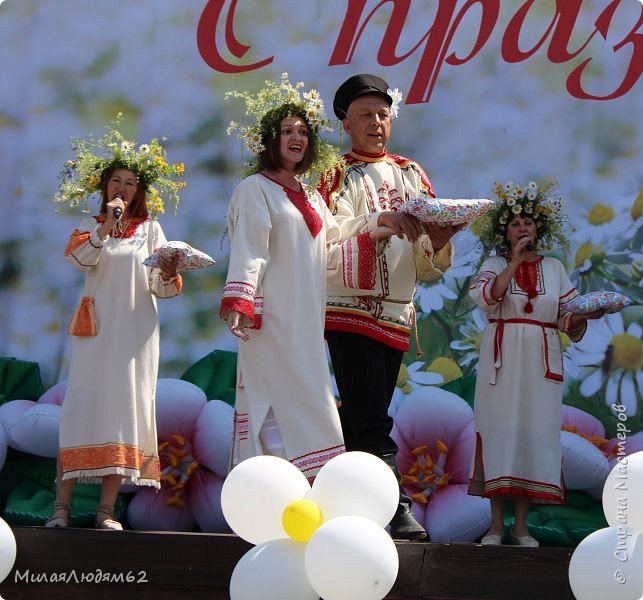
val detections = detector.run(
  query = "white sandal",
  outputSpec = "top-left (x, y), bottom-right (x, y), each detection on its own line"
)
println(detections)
top-left (95, 504), bottom-right (123, 530)
top-left (45, 501), bottom-right (70, 528)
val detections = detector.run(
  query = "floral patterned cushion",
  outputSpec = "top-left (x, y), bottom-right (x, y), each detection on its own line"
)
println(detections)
top-left (144, 241), bottom-right (215, 271)
top-left (400, 197), bottom-right (494, 226)
top-left (562, 291), bottom-right (633, 314)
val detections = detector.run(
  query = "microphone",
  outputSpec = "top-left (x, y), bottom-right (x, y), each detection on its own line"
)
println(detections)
top-left (113, 195), bottom-right (123, 220)
top-left (526, 241), bottom-right (534, 251)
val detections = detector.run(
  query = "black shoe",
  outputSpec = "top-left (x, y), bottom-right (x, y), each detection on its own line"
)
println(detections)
top-left (389, 509), bottom-right (429, 541)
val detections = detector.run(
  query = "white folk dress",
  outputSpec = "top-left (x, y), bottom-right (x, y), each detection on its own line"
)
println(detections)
top-left (468, 255), bottom-right (585, 503)
top-left (60, 216), bottom-right (181, 487)
top-left (221, 173), bottom-right (381, 479)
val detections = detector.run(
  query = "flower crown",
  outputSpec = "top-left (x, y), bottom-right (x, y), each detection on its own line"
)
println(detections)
top-left (54, 114), bottom-right (186, 216)
top-left (474, 180), bottom-right (569, 254)
top-left (225, 73), bottom-right (344, 184)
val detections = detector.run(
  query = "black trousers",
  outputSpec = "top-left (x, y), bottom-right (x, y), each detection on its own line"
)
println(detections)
top-left (326, 330), bottom-right (404, 457)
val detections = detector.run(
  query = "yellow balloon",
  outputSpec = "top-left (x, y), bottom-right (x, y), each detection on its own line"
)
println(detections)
top-left (281, 499), bottom-right (324, 542)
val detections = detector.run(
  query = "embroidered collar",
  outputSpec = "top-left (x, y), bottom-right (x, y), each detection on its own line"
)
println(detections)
top-left (349, 148), bottom-right (388, 163)
top-left (261, 173), bottom-right (322, 238)
top-left (511, 256), bottom-right (543, 314)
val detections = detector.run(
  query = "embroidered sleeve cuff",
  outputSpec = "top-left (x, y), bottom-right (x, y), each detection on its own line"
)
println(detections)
top-left (220, 281), bottom-right (262, 328)
top-left (340, 233), bottom-right (377, 290)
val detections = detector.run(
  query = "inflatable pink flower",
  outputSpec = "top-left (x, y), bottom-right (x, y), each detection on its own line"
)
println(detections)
top-left (127, 378), bottom-right (234, 532)
top-left (560, 405), bottom-right (610, 493)
top-left (391, 387), bottom-right (490, 542)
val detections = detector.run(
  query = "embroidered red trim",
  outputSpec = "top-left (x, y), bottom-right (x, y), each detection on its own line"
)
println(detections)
top-left (356, 233), bottom-right (376, 290)
top-left (261, 174), bottom-right (322, 238)
top-left (514, 258), bottom-right (542, 313)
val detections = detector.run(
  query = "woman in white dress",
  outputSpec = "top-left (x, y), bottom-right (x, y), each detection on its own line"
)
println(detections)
top-left (48, 125), bottom-right (186, 529)
top-left (221, 77), bottom-right (393, 481)
top-left (468, 181), bottom-right (606, 546)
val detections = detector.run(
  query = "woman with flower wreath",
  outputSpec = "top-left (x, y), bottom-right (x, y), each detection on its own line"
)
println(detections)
top-left (47, 118), bottom-right (186, 530)
top-left (468, 181), bottom-right (606, 547)
top-left (220, 74), bottom-right (394, 481)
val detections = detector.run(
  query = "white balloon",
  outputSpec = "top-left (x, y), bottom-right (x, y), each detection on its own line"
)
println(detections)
top-left (305, 516), bottom-right (399, 600)
top-left (0, 518), bottom-right (17, 583)
top-left (568, 527), bottom-right (643, 600)
top-left (602, 450), bottom-right (643, 531)
top-left (221, 455), bottom-right (311, 545)
top-left (230, 539), bottom-right (318, 600)
top-left (309, 451), bottom-right (398, 526)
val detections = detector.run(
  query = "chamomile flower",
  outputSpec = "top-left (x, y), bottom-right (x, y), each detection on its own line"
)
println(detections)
top-left (416, 231), bottom-right (482, 314)
top-left (570, 200), bottom-right (638, 245)
top-left (570, 313), bottom-right (642, 416)
top-left (449, 307), bottom-right (488, 372)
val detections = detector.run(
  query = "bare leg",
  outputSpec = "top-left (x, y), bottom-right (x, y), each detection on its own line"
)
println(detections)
top-left (45, 459), bottom-right (75, 527)
top-left (95, 474), bottom-right (123, 530)
top-left (512, 495), bottom-right (531, 537)
top-left (487, 495), bottom-right (505, 535)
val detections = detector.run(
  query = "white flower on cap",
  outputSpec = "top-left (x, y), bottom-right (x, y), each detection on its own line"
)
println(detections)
top-left (387, 88), bottom-right (403, 119)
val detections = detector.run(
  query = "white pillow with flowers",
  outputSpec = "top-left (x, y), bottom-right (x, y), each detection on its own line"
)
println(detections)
top-left (562, 291), bottom-right (633, 314)
top-left (144, 241), bottom-right (215, 271)
top-left (400, 197), bottom-right (494, 226)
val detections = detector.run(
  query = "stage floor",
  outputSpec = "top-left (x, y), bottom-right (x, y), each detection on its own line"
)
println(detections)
top-left (0, 527), bottom-right (575, 600)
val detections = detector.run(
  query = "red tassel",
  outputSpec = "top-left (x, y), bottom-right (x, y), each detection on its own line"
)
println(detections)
top-left (524, 301), bottom-right (533, 313)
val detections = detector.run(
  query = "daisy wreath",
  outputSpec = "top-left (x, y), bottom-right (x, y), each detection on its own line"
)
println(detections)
top-left (474, 180), bottom-right (570, 256)
top-left (225, 72), bottom-right (344, 184)
top-left (54, 113), bottom-right (186, 217)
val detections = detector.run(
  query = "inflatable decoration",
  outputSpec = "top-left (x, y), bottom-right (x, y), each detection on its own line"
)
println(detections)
top-left (0, 357), bottom-right (44, 404)
top-left (223, 452), bottom-right (399, 600)
top-left (391, 387), bottom-right (491, 542)
top-left (180, 350), bottom-right (238, 406)
top-left (568, 450), bottom-right (643, 600)
top-left (560, 405), bottom-right (610, 492)
top-left (127, 378), bottom-right (233, 532)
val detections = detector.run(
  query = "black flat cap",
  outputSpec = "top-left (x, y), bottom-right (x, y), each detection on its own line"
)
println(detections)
top-left (333, 74), bottom-right (392, 119)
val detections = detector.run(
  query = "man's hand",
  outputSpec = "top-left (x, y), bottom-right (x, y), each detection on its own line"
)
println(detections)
top-left (377, 211), bottom-right (423, 242)
top-left (423, 223), bottom-right (464, 250)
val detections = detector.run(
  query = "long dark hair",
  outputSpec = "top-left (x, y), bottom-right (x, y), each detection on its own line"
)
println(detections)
top-left (98, 167), bottom-right (149, 219)
top-left (257, 107), bottom-right (318, 175)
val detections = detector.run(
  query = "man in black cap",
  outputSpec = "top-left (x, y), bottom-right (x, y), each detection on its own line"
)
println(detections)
top-left (319, 73), bottom-right (460, 542)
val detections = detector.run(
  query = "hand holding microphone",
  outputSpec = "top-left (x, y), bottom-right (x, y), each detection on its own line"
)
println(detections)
top-left (519, 235), bottom-right (534, 251)
top-left (112, 195), bottom-right (124, 220)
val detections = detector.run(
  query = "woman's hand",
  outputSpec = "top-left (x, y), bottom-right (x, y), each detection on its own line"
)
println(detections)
top-left (158, 255), bottom-right (179, 281)
top-left (423, 222), bottom-right (464, 251)
top-left (571, 308), bottom-right (609, 328)
top-left (224, 310), bottom-right (251, 341)
top-left (105, 197), bottom-right (127, 223)
top-left (509, 235), bottom-right (532, 265)
top-left (377, 212), bottom-right (423, 242)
